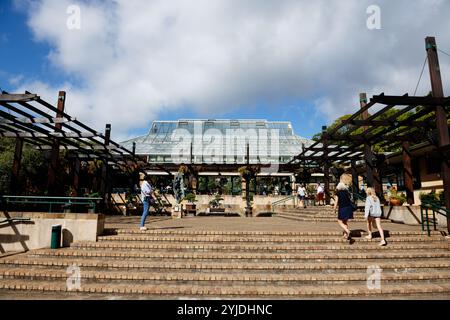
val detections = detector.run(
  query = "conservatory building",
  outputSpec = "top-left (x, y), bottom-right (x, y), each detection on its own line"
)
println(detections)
top-left (121, 119), bottom-right (313, 195)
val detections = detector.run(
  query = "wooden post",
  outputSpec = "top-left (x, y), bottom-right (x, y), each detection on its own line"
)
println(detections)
top-left (10, 137), bottom-right (24, 194)
top-left (100, 124), bottom-right (111, 209)
top-left (322, 126), bottom-right (330, 205)
top-left (47, 91), bottom-right (66, 195)
top-left (426, 37), bottom-right (450, 230)
top-left (72, 157), bottom-right (81, 197)
top-left (360, 93), bottom-right (383, 201)
top-left (351, 159), bottom-right (359, 194)
top-left (402, 141), bottom-right (414, 205)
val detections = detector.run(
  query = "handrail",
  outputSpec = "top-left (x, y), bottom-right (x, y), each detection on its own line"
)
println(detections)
top-left (1, 195), bottom-right (102, 213)
top-left (0, 217), bottom-right (31, 225)
top-left (352, 193), bottom-right (366, 202)
top-left (420, 199), bottom-right (449, 236)
top-left (272, 195), bottom-right (296, 212)
top-left (2, 196), bottom-right (102, 201)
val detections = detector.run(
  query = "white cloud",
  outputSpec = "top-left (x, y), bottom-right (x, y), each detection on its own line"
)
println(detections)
top-left (12, 0), bottom-right (450, 140)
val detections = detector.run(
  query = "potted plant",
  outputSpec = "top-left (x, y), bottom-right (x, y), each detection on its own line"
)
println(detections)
top-left (238, 166), bottom-right (259, 217)
top-left (209, 193), bottom-right (225, 213)
top-left (389, 189), bottom-right (406, 206)
top-left (184, 193), bottom-right (197, 216)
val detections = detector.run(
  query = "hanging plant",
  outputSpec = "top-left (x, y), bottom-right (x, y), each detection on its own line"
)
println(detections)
top-left (178, 164), bottom-right (188, 174)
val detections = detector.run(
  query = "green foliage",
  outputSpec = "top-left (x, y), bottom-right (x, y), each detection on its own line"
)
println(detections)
top-left (209, 193), bottom-right (224, 208)
top-left (0, 138), bottom-right (47, 195)
top-left (420, 190), bottom-right (445, 206)
top-left (316, 106), bottom-right (426, 153)
top-left (389, 188), bottom-right (406, 204)
top-left (184, 192), bottom-right (197, 203)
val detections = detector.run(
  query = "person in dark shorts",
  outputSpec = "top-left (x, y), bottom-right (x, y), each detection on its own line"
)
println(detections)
top-left (333, 182), bottom-right (354, 240)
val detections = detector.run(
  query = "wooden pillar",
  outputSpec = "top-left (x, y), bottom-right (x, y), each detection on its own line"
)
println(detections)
top-left (72, 157), bottom-right (81, 197)
top-left (426, 37), bottom-right (450, 225)
top-left (47, 91), bottom-right (66, 195)
top-left (322, 126), bottom-right (330, 205)
top-left (360, 93), bottom-right (383, 201)
top-left (351, 160), bottom-right (359, 194)
top-left (100, 124), bottom-right (111, 208)
top-left (10, 137), bottom-right (24, 195)
top-left (402, 141), bottom-right (414, 205)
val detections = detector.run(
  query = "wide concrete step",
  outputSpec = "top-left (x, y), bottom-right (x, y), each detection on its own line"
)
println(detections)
top-left (277, 209), bottom-right (346, 215)
top-left (96, 235), bottom-right (445, 244)
top-left (1, 267), bottom-right (450, 286)
top-left (276, 211), bottom-right (367, 218)
top-left (29, 249), bottom-right (450, 261)
top-left (0, 279), bottom-right (449, 297)
top-left (104, 229), bottom-right (441, 237)
top-left (70, 241), bottom-right (450, 252)
top-left (275, 214), bottom-right (373, 223)
top-left (2, 256), bottom-right (449, 273)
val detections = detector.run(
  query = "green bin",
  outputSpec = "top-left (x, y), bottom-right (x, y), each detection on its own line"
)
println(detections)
top-left (51, 224), bottom-right (62, 249)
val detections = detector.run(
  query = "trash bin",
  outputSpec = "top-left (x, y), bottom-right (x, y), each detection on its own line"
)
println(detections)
top-left (51, 224), bottom-right (62, 249)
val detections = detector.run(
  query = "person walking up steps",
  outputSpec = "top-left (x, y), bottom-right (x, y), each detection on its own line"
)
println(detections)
top-left (297, 184), bottom-right (307, 208)
top-left (317, 184), bottom-right (325, 205)
top-left (139, 174), bottom-right (155, 231)
top-left (333, 182), bottom-right (354, 241)
top-left (364, 187), bottom-right (387, 246)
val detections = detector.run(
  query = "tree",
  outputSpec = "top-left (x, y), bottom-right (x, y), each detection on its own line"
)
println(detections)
top-left (0, 138), bottom-right (47, 195)
top-left (313, 108), bottom-right (417, 153)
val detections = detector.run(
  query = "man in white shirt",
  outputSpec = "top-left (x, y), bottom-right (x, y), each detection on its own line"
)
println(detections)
top-left (139, 174), bottom-right (155, 231)
top-left (317, 184), bottom-right (325, 206)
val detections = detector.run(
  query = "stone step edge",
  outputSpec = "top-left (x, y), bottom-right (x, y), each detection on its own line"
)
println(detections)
top-left (275, 215), bottom-right (380, 222)
top-left (2, 259), bottom-right (449, 270)
top-left (96, 237), bottom-right (446, 243)
top-left (106, 229), bottom-right (442, 236)
top-left (2, 268), bottom-right (450, 282)
top-left (70, 242), bottom-right (450, 251)
top-left (30, 250), bottom-right (450, 260)
top-left (0, 280), bottom-right (448, 296)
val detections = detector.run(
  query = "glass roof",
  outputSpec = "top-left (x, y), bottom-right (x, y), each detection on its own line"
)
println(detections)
top-left (121, 119), bottom-right (313, 164)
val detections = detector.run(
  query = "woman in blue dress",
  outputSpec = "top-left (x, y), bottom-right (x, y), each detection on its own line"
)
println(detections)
top-left (333, 182), bottom-right (354, 240)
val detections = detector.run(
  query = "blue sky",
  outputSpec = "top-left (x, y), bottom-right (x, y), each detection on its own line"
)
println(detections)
top-left (1, 1), bottom-right (449, 141)
top-left (0, 1), bottom-right (322, 139)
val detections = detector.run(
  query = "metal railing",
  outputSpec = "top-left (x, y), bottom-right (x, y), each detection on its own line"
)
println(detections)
top-left (1, 195), bottom-right (102, 213)
top-left (0, 217), bottom-right (31, 225)
top-left (420, 199), bottom-right (449, 236)
top-left (272, 195), bottom-right (296, 212)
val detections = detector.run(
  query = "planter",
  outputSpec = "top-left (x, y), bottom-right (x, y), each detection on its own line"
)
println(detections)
top-left (185, 203), bottom-right (197, 216)
top-left (210, 207), bottom-right (225, 213)
top-left (389, 199), bottom-right (403, 206)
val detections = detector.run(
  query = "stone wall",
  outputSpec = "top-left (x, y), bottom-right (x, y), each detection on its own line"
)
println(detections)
top-left (164, 194), bottom-right (295, 216)
top-left (0, 212), bottom-right (104, 252)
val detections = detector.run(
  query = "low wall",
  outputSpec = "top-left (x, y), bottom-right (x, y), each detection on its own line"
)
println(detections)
top-left (384, 205), bottom-right (447, 227)
top-left (0, 212), bottom-right (105, 252)
top-left (193, 195), bottom-right (294, 216)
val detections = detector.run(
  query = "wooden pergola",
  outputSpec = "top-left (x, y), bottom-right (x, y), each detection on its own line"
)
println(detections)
top-left (0, 90), bottom-right (146, 202)
top-left (290, 37), bottom-right (450, 232)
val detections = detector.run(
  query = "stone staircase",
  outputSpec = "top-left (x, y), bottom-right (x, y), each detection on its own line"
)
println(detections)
top-left (274, 206), bottom-right (383, 222)
top-left (0, 220), bottom-right (449, 299)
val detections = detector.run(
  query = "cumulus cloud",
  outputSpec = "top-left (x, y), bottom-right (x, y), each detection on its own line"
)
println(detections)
top-left (11, 0), bottom-right (450, 140)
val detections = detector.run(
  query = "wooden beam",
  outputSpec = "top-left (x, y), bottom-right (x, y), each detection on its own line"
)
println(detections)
top-left (47, 91), bottom-right (66, 196)
top-left (0, 131), bottom-right (100, 138)
top-left (0, 93), bottom-right (38, 102)
top-left (426, 36), bottom-right (450, 222)
top-left (0, 117), bottom-right (75, 125)
top-left (402, 141), bottom-right (414, 205)
top-left (371, 94), bottom-right (450, 106)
